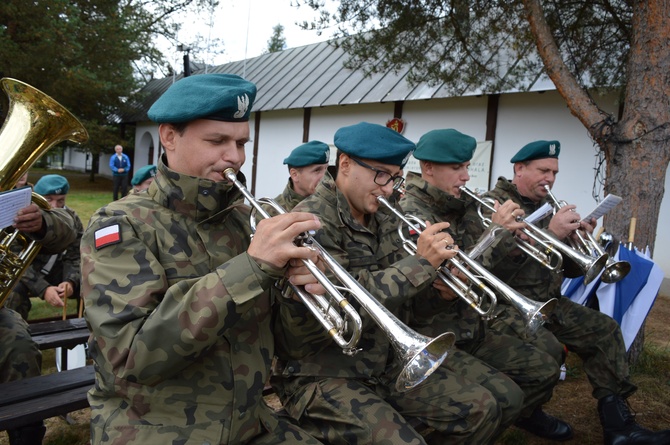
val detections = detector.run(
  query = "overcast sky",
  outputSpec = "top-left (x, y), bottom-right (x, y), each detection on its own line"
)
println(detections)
top-left (166, 0), bottom-right (339, 70)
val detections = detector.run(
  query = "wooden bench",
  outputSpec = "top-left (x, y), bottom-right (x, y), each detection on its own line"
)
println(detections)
top-left (0, 365), bottom-right (95, 431)
top-left (29, 318), bottom-right (90, 370)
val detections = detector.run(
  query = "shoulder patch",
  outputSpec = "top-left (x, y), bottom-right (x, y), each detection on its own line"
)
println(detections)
top-left (94, 224), bottom-right (122, 249)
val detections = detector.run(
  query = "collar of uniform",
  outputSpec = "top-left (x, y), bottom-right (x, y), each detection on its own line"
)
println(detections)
top-left (150, 155), bottom-right (245, 222)
top-left (404, 171), bottom-right (465, 213)
top-left (497, 176), bottom-right (549, 210)
top-left (283, 178), bottom-right (305, 202)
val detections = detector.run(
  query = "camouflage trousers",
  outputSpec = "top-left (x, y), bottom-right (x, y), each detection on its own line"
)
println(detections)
top-left (546, 297), bottom-right (636, 400)
top-left (0, 307), bottom-right (42, 384)
top-left (248, 412), bottom-right (325, 445)
top-left (488, 304), bottom-right (565, 366)
top-left (273, 358), bottom-right (507, 445)
top-left (491, 297), bottom-right (636, 400)
top-left (4, 282), bottom-right (32, 321)
top-left (457, 326), bottom-right (560, 419)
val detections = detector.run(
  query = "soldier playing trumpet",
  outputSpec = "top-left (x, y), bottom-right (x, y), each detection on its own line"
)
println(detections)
top-left (399, 129), bottom-right (570, 441)
top-left (461, 139), bottom-right (670, 444)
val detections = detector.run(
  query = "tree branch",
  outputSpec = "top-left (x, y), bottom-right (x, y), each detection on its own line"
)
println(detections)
top-left (522, 0), bottom-right (612, 143)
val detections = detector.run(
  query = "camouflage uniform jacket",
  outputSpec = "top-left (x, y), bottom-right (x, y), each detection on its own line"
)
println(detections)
top-left (28, 206), bottom-right (78, 254)
top-left (399, 172), bottom-right (517, 340)
top-left (273, 179), bottom-right (306, 212)
top-left (275, 172), bottom-right (439, 386)
top-left (461, 177), bottom-right (564, 304)
top-left (18, 206), bottom-right (83, 298)
top-left (81, 158), bottom-right (325, 445)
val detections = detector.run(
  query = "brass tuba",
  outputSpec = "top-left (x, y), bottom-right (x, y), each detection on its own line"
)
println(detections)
top-left (0, 78), bottom-right (89, 307)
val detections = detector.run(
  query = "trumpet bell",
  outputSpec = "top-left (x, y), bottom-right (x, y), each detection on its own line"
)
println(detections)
top-left (600, 260), bottom-right (631, 284)
top-left (395, 331), bottom-right (455, 392)
top-left (582, 253), bottom-right (609, 285)
top-left (524, 298), bottom-right (558, 338)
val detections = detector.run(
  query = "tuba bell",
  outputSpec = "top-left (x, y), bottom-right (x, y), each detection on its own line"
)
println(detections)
top-left (0, 78), bottom-right (89, 307)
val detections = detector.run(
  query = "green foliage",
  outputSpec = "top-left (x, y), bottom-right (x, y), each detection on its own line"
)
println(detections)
top-left (266, 24), bottom-right (287, 53)
top-left (297, 0), bottom-right (632, 94)
top-left (0, 0), bottom-right (218, 162)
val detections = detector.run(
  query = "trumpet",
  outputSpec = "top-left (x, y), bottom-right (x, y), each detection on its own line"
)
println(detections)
top-left (459, 186), bottom-right (563, 272)
top-left (376, 195), bottom-right (557, 337)
top-left (460, 186), bottom-right (608, 285)
top-left (224, 168), bottom-right (455, 392)
top-left (543, 186), bottom-right (630, 283)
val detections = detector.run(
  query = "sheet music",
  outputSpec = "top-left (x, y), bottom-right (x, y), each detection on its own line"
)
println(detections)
top-left (581, 194), bottom-right (622, 222)
top-left (524, 202), bottom-right (553, 225)
top-left (0, 186), bottom-right (32, 229)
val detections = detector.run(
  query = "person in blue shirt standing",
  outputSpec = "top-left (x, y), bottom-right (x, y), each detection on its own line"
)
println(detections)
top-left (109, 144), bottom-right (131, 200)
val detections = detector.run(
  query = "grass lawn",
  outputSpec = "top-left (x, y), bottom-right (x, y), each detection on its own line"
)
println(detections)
top-left (27, 168), bottom-right (114, 227)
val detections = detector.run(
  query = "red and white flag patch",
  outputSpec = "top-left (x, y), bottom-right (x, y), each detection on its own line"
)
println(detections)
top-left (95, 224), bottom-right (121, 249)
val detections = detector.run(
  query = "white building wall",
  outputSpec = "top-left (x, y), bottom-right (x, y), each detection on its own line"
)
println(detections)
top-left (123, 91), bottom-right (668, 284)
top-left (63, 149), bottom-right (89, 172)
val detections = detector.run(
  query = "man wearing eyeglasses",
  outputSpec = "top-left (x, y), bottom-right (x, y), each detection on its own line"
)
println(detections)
top-left (271, 122), bottom-right (526, 445)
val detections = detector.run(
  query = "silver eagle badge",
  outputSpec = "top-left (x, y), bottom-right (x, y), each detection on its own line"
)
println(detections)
top-left (234, 94), bottom-right (249, 119)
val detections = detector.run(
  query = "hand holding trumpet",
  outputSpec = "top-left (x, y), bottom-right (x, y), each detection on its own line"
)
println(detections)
top-left (490, 200), bottom-right (526, 234)
top-left (247, 212), bottom-right (322, 270)
top-left (415, 221), bottom-right (459, 269)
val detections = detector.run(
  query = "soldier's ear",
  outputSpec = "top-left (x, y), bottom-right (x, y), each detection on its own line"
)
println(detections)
top-left (338, 153), bottom-right (351, 176)
top-left (289, 167), bottom-right (300, 181)
top-left (421, 160), bottom-right (433, 177)
top-left (159, 124), bottom-right (177, 152)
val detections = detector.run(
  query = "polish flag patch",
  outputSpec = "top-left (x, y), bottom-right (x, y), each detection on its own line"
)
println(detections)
top-left (95, 224), bottom-right (121, 249)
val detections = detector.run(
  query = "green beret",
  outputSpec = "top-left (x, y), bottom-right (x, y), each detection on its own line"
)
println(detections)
top-left (283, 141), bottom-right (330, 167)
top-left (34, 174), bottom-right (69, 195)
top-left (131, 164), bottom-right (157, 186)
top-left (148, 74), bottom-right (257, 123)
top-left (334, 122), bottom-right (415, 167)
top-left (511, 140), bottom-right (561, 163)
top-left (414, 129), bottom-right (477, 163)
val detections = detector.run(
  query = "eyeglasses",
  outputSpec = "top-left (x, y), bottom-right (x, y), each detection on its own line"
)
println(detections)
top-left (350, 157), bottom-right (405, 189)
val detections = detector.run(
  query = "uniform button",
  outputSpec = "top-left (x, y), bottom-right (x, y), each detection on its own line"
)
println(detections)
top-left (203, 190), bottom-right (209, 195)
top-left (465, 332), bottom-right (472, 338)
top-left (239, 411), bottom-right (246, 419)
top-left (202, 223), bottom-right (210, 230)
top-left (287, 366), bottom-right (295, 373)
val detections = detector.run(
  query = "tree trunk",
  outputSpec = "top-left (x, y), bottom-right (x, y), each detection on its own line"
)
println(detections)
top-left (601, 0), bottom-right (670, 364)
top-left (525, 0), bottom-right (670, 364)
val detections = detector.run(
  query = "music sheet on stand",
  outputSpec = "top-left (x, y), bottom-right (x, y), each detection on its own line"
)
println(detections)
top-left (0, 186), bottom-right (32, 229)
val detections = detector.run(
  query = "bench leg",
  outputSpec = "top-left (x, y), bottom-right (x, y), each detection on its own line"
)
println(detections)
top-left (7, 422), bottom-right (45, 445)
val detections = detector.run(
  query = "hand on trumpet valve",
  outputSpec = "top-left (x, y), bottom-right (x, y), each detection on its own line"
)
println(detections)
top-left (432, 277), bottom-right (460, 301)
top-left (248, 212), bottom-right (322, 269)
top-left (548, 204), bottom-right (581, 239)
top-left (491, 200), bottom-right (526, 232)
top-left (416, 221), bottom-right (459, 269)
top-left (286, 256), bottom-right (328, 296)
